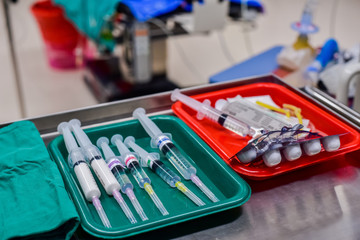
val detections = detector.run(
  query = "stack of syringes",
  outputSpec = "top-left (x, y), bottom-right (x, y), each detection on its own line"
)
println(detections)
top-left (58, 118), bottom-right (210, 228)
top-left (124, 136), bottom-right (205, 206)
top-left (133, 108), bottom-right (220, 203)
top-left (58, 122), bottom-right (113, 228)
top-left (58, 120), bottom-right (139, 227)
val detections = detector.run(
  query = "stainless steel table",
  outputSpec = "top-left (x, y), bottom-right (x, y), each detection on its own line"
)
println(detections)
top-left (5, 75), bottom-right (359, 240)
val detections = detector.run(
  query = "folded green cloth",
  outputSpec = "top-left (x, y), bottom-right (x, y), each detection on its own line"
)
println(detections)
top-left (0, 121), bottom-right (80, 240)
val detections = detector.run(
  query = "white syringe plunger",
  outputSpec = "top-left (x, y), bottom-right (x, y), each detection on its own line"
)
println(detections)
top-left (133, 108), bottom-right (163, 139)
top-left (132, 108), bottom-right (172, 148)
top-left (171, 89), bottom-right (253, 137)
top-left (57, 122), bottom-right (79, 153)
top-left (69, 119), bottom-right (92, 148)
top-left (96, 137), bottom-right (116, 160)
top-left (171, 89), bottom-right (202, 112)
top-left (111, 134), bottom-right (130, 155)
top-left (171, 89), bottom-right (210, 120)
top-left (68, 119), bottom-right (104, 163)
top-left (124, 136), bottom-right (137, 150)
top-left (124, 136), bottom-right (145, 159)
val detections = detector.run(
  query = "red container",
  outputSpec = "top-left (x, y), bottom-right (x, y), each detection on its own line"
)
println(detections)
top-left (172, 82), bottom-right (360, 179)
top-left (31, 0), bottom-right (84, 69)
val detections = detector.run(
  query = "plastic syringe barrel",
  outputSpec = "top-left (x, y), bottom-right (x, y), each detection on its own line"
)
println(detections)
top-left (68, 119), bottom-right (122, 197)
top-left (111, 134), bottom-right (152, 188)
top-left (68, 119), bottom-right (105, 163)
top-left (58, 122), bottom-right (88, 169)
top-left (131, 108), bottom-right (197, 179)
top-left (125, 137), bottom-right (205, 206)
top-left (133, 108), bottom-right (162, 139)
top-left (125, 136), bottom-right (181, 187)
top-left (171, 89), bottom-right (213, 121)
top-left (96, 137), bottom-right (134, 194)
top-left (170, 89), bottom-right (252, 137)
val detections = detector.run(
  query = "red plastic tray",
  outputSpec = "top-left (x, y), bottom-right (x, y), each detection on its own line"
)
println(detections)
top-left (172, 82), bottom-right (360, 179)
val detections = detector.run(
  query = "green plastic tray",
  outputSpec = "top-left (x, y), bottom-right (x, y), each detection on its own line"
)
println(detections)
top-left (48, 115), bottom-right (251, 239)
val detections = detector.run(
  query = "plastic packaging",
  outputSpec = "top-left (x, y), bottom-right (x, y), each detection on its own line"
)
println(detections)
top-left (216, 97), bottom-right (295, 131)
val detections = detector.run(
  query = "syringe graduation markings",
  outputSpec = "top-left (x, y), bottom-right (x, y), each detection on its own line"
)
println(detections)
top-left (111, 134), bottom-right (169, 216)
top-left (97, 137), bottom-right (148, 221)
top-left (57, 122), bottom-right (111, 228)
top-left (68, 119), bottom-right (137, 224)
top-left (124, 136), bottom-right (205, 206)
top-left (132, 108), bottom-right (219, 203)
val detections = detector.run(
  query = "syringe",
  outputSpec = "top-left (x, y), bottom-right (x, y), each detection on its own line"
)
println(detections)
top-left (68, 119), bottom-right (137, 224)
top-left (96, 137), bottom-right (148, 221)
top-left (57, 122), bottom-right (111, 228)
top-left (111, 134), bottom-right (169, 216)
top-left (124, 136), bottom-right (205, 207)
top-left (133, 108), bottom-right (220, 203)
top-left (171, 88), bottom-right (258, 137)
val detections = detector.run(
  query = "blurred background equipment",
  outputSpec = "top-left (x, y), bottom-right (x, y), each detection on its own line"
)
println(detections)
top-left (2, 0), bottom-right (360, 123)
top-left (31, 0), bottom-right (86, 69)
top-left (50, 0), bottom-right (264, 102)
top-left (277, 0), bottom-right (318, 71)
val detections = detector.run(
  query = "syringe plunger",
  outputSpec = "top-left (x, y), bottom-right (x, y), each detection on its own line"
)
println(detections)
top-left (69, 119), bottom-right (92, 147)
top-left (96, 137), bottom-right (116, 159)
top-left (133, 108), bottom-right (162, 139)
top-left (111, 134), bottom-right (129, 155)
top-left (170, 89), bottom-right (252, 137)
top-left (57, 122), bottom-right (79, 152)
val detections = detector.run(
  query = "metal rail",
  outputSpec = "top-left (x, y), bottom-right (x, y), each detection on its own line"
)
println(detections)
top-left (303, 86), bottom-right (360, 127)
